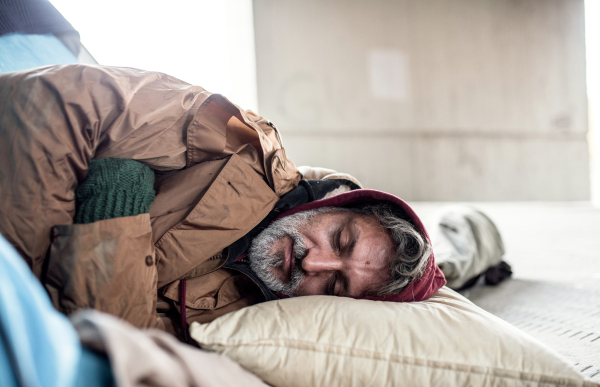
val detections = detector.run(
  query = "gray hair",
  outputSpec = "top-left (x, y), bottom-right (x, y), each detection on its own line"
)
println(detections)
top-left (351, 203), bottom-right (432, 296)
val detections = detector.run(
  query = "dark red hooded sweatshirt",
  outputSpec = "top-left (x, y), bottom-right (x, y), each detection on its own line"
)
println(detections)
top-left (272, 189), bottom-right (447, 303)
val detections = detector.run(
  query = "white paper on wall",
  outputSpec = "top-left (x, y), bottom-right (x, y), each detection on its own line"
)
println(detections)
top-left (367, 48), bottom-right (410, 101)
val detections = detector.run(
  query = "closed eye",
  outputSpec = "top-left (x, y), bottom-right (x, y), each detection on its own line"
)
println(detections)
top-left (334, 229), bottom-right (342, 255)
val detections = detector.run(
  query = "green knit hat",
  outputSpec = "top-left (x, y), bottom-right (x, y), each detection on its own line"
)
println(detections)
top-left (74, 158), bottom-right (155, 224)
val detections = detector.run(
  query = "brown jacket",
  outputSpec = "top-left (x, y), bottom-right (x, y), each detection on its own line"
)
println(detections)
top-left (0, 64), bottom-right (301, 331)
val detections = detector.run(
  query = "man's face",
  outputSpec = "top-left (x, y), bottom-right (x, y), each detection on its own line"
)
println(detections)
top-left (248, 208), bottom-right (395, 298)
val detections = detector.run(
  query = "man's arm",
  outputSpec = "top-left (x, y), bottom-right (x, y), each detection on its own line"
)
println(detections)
top-left (43, 159), bottom-right (160, 328)
top-left (0, 65), bottom-right (204, 275)
top-left (0, 64), bottom-right (300, 276)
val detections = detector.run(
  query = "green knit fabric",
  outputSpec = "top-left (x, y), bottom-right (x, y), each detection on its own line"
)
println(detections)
top-left (74, 158), bottom-right (155, 224)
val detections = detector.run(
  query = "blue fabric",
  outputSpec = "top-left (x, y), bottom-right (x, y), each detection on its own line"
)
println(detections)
top-left (0, 33), bottom-right (78, 72)
top-left (0, 233), bottom-right (80, 387)
top-left (0, 325), bottom-right (19, 387)
top-left (74, 348), bottom-right (115, 387)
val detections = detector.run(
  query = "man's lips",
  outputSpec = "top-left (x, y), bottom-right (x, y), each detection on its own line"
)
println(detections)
top-left (284, 241), bottom-right (294, 281)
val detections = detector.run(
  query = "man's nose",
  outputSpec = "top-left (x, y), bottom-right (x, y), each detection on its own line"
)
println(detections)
top-left (301, 250), bottom-right (342, 273)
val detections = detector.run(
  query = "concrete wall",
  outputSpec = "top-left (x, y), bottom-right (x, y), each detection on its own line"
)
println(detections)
top-left (253, 0), bottom-right (589, 201)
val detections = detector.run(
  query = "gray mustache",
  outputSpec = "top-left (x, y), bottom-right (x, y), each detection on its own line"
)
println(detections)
top-left (291, 235), bottom-right (308, 273)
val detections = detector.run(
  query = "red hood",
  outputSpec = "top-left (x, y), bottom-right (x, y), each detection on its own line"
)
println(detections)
top-left (275, 189), bottom-right (446, 302)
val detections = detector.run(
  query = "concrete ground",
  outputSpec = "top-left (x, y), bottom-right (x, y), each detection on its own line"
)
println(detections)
top-left (410, 202), bottom-right (600, 382)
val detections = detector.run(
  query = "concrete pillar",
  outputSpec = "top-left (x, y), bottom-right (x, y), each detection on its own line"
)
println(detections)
top-left (253, 0), bottom-right (589, 201)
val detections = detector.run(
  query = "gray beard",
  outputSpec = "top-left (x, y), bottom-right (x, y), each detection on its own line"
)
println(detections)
top-left (248, 208), bottom-right (332, 296)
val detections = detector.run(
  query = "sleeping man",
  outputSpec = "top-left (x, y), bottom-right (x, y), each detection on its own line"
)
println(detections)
top-left (0, 64), bottom-right (508, 342)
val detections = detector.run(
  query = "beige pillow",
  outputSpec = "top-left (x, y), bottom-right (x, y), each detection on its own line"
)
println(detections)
top-left (190, 287), bottom-right (597, 387)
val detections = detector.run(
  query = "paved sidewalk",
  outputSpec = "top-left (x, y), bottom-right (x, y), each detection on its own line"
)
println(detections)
top-left (411, 202), bottom-right (600, 382)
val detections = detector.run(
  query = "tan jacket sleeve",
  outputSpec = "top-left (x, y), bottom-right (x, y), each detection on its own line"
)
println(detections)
top-left (0, 64), bottom-right (300, 277)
